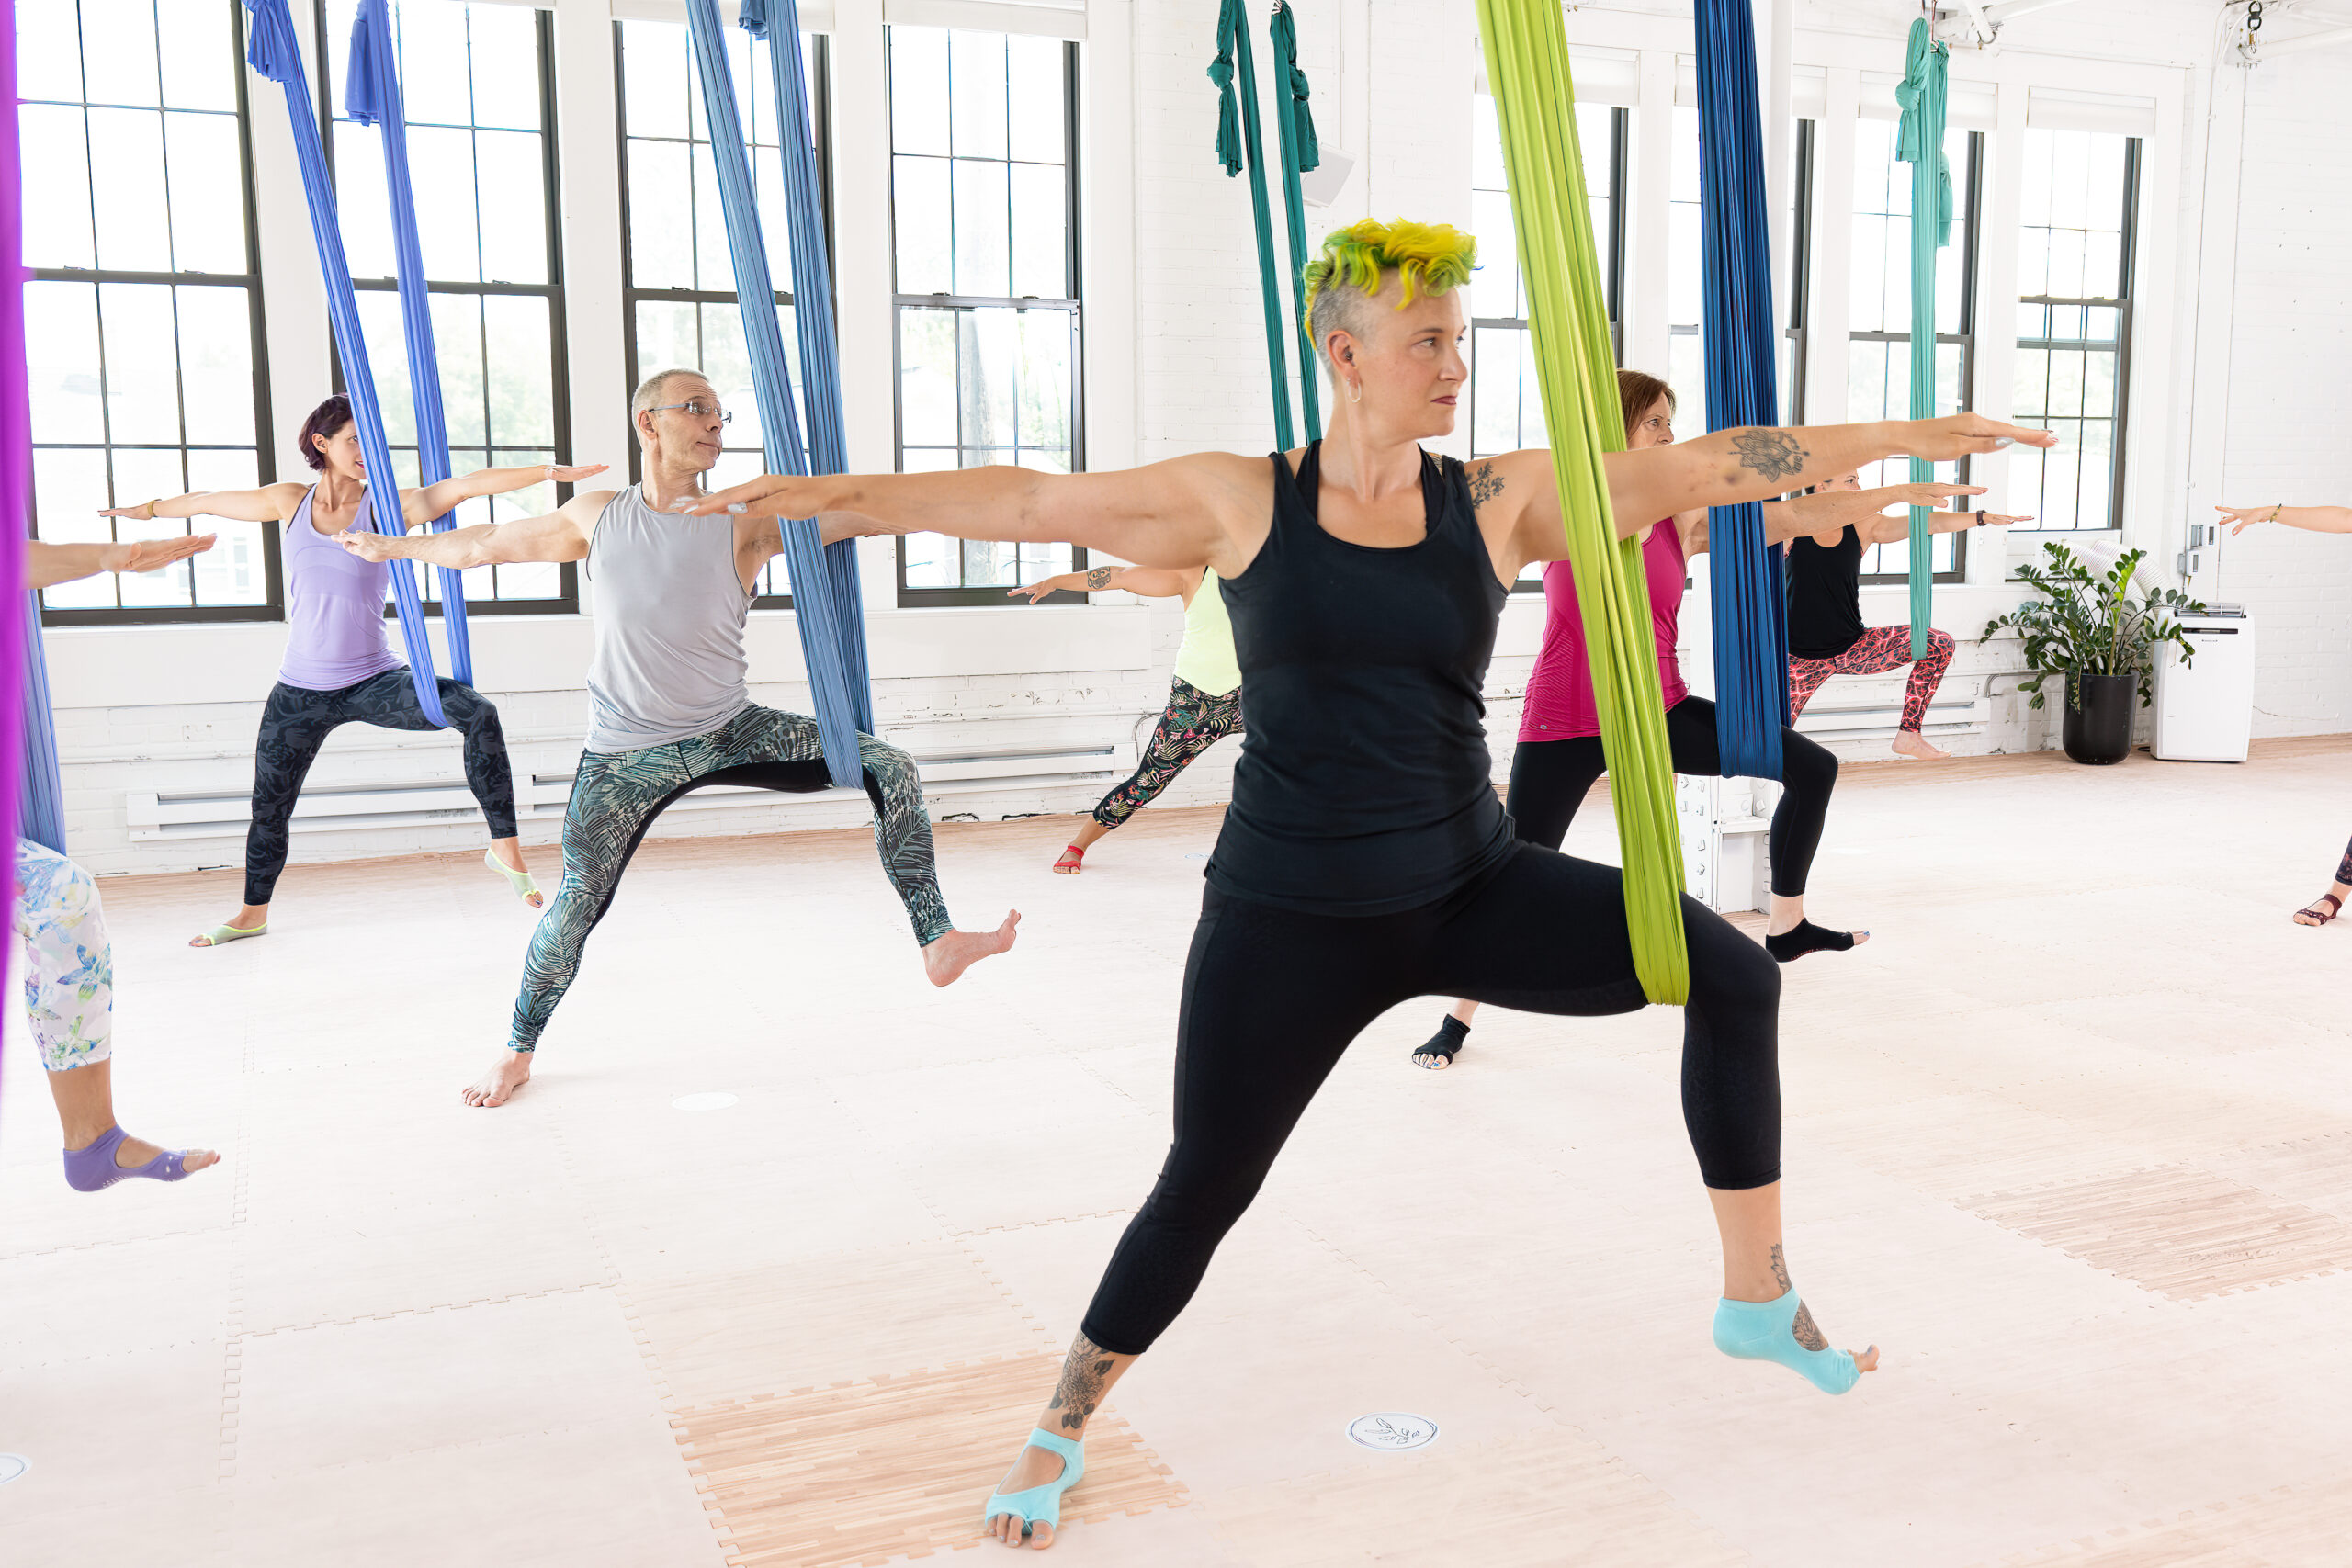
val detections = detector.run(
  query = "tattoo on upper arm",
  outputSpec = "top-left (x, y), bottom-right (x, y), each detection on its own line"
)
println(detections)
top-left (1732, 430), bottom-right (1809, 484)
top-left (1044, 1334), bottom-right (1117, 1431)
top-left (1469, 461), bottom-right (1504, 510)
top-left (1084, 566), bottom-right (1114, 591)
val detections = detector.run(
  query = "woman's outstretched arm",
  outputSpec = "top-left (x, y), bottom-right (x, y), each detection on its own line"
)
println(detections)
top-left (99, 483), bottom-right (308, 525)
top-left (2216, 502), bottom-right (2352, 536)
top-left (684, 455), bottom-right (1260, 576)
top-left (1007, 565), bottom-right (1201, 604)
top-left (1495, 413), bottom-right (2056, 569)
top-left (28, 534), bottom-right (217, 591)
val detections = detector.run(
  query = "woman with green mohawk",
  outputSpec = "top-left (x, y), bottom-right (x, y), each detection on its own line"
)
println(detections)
top-left (682, 217), bottom-right (2052, 1548)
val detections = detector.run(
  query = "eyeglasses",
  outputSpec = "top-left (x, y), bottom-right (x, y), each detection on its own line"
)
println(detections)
top-left (648, 400), bottom-right (734, 425)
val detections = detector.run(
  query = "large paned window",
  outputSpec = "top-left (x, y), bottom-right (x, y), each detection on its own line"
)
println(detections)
top-left (888, 26), bottom-right (1084, 605)
top-left (327, 0), bottom-right (574, 611)
top-left (1468, 96), bottom-right (1621, 459)
top-left (616, 17), bottom-right (823, 605)
top-left (1848, 118), bottom-right (1982, 581)
top-left (2012, 128), bottom-right (2137, 533)
top-left (18, 0), bottom-right (276, 623)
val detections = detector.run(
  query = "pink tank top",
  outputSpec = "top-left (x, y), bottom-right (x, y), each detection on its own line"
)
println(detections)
top-left (1517, 520), bottom-right (1690, 741)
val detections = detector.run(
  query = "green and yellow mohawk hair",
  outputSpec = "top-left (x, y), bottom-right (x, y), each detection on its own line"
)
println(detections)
top-left (1300, 218), bottom-right (1479, 366)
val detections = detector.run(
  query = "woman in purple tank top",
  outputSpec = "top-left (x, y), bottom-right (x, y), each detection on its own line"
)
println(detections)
top-left (99, 395), bottom-right (606, 947)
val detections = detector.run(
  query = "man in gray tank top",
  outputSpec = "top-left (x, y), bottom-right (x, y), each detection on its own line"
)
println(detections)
top-left (342, 369), bottom-right (1020, 1107)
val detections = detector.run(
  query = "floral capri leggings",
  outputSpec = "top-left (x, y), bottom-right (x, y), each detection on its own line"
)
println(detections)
top-left (1091, 677), bottom-right (1245, 831)
top-left (1787, 625), bottom-right (1956, 734)
top-left (15, 840), bottom-right (113, 1072)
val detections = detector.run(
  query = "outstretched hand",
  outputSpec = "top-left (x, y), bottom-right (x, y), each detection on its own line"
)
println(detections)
top-left (545, 463), bottom-right (610, 485)
top-left (1973, 512), bottom-right (2031, 528)
top-left (96, 502), bottom-right (158, 522)
top-left (2213, 503), bottom-right (2276, 536)
top-left (102, 533), bottom-right (216, 573)
top-left (1903, 413), bottom-right (2058, 462)
top-left (335, 527), bottom-right (400, 562)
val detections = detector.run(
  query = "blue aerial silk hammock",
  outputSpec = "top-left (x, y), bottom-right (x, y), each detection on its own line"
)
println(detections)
top-left (1896, 19), bottom-right (1951, 660)
top-left (344, 0), bottom-right (473, 686)
top-left (241, 0), bottom-right (450, 727)
top-left (684, 0), bottom-right (873, 788)
top-left (1693, 0), bottom-right (1789, 781)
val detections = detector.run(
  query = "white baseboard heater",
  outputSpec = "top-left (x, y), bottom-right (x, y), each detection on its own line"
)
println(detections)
top-left (1792, 694), bottom-right (1988, 742)
top-left (122, 739), bottom-right (1138, 843)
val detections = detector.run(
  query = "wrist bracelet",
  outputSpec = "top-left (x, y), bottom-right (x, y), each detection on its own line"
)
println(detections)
top-left (2270, 503), bottom-right (2285, 523)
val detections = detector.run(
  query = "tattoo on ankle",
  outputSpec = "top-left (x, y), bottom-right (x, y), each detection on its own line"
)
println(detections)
top-left (1083, 567), bottom-right (1114, 591)
top-left (1768, 1243), bottom-right (1792, 1294)
top-left (1790, 1300), bottom-right (1829, 1352)
top-left (1045, 1335), bottom-right (1116, 1432)
top-left (1732, 430), bottom-right (1808, 483)
top-left (1468, 460), bottom-right (1504, 510)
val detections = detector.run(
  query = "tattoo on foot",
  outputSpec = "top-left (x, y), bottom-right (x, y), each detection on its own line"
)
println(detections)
top-left (1469, 460), bottom-right (1504, 510)
top-left (1045, 1335), bottom-right (1116, 1432)
top-left (1083, 567), bottom-right (1114, 590)
top-left (1732, 429), bottom-right (1809, 483)
top-left (1791, 1300), bottom-right (1829, 1351)
top-left (1769, 1243), bottom-right (1793, 1294)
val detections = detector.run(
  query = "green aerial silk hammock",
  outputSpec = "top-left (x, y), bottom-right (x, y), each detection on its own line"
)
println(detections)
top-left (1207, 0), bottom-right (1320, 446)
top-left (1473, 0), bottom-right (1688, 1003)
top-left (1896, 18), bottom-right (1951, 660)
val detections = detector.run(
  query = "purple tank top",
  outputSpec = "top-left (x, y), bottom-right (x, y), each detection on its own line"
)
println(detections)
top-left (277, 487), bottom-right (405, 692)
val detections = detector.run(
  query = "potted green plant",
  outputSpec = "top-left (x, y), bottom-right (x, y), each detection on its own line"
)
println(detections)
top-left (1981, 542), bottom-right (2207, 765)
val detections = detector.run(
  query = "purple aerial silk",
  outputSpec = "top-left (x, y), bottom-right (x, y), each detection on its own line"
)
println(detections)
top-left (0, 11), bottom-right (36, 1099)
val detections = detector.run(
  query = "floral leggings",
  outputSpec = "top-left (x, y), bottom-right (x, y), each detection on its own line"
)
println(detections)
top-left (1092, 677), bottom-right (1245, 830)
top-left (15, 840), bottom-right (113, 1072)
top-left (1787, 625), bottom-right (1956, 734)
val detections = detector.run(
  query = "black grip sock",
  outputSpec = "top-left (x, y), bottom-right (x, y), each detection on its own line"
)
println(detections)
top-left (1412, 1014), bottom-right (1471, 1067)
top-left (1766, 919), bottom-right (1858, 964)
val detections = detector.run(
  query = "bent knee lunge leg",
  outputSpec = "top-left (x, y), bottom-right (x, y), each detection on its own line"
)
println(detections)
top-left (443, 682), bottom-right (521, 837)
top-left (16, 846), bottom-right (114, 1073)
top-left (856, 733), bottom-right (952, 944)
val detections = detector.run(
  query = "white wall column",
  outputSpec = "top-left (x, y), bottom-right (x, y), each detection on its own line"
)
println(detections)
top-left (1968, 67), bottom-right (2027, 583)
top-left (1626, 48), bottom-right (1677, 378)
top-left (1081, 1), bottom-right (1136, 476)
top-left (550, 0), bottom-right (628, 615)
top-left (826, 0), bottom-right (898, 612)
top-left (248, 0), bottom-right (333, 482)
top-left (1803, 69), bottom-right (1857, 428)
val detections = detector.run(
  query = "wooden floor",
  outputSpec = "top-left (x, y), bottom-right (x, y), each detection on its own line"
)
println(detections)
top-left (8, 738), bottom-right (2352, 1566)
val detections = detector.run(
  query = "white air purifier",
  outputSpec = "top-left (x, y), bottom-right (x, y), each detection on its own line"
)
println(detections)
top-left (2151, 605), bottom-right (2255, 762)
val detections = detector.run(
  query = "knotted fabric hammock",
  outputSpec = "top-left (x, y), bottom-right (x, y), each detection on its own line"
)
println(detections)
top-left (1896, 17), bottom-right (1951, 660)
top-left (1694, 0), bottom-right (1790, 781)
top-left (243, 0), bottom-right (451, 726)
top-left (684, 0), bottom-right (875, 789)
top-left (1473, 0), bottom-right (1688, 1004)
top-left (1208, 0), bottom-right (1317, 447)
top-left (345, 0), bottom-right (474, 686)
top-left (1265, 0), bottom-right (1322, 442)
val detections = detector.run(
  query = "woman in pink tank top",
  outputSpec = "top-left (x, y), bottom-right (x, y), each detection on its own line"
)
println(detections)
top-left (100, 395), bottom-right (605, 948)
top-left (1417, 371), bottom-right (1980, 1069)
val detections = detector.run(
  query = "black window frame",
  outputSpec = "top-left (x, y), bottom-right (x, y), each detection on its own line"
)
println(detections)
top-left (322, 2), bottom-right (579, 617)
top-left (1858, 125), bottom-right (1984, 587)
top-left (30, 0), bottom-right (282, 627)
top-left (2011, 133), bottom-right (2139, 538)
top-left (888, 32), bottom-right (1087, 607)
top-left (614, 24), bottom-right (836, 611)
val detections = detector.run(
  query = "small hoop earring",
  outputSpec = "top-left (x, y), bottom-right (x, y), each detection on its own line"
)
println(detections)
top-left (1346, 378), bottom-right (1363, 405)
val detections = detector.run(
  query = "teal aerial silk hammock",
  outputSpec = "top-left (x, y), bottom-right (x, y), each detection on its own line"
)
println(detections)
top-left (1265, 0), bottom-right (1322, 442)
top-left (1207, 0), bottom-right (1317, 447)
top-left (1895, 18), bottom-right (1951, 661)
top-left (683, 0), bottom-right (874, 788)
top-left (345, 0), bottom-right (473, 687)
top-left (1692, 0), bottom-right (1788, 781)
top-left (242, 0), bottom-right (451, 727)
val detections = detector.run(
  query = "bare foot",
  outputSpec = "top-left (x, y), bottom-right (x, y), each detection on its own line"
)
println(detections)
top-left (1891, 730), bottom-right (1949, 761)
top-left (985, 1441), bottom-right (1067, 1550)
top-left (114, 1131), bottom-right (220, 1174)
top-left (461, 1052), bottom-right (533, 1108)
top-left (923, 911), bottom-right (1023, 987)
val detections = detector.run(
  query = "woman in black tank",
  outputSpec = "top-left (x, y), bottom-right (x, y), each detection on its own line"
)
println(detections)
top-left (687, 219), bottom-right (2052, 1550)
top-left (1785, 468), bottom-right (2029, 760)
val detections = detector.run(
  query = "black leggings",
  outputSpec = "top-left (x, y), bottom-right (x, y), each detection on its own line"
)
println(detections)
top-left (1079, 843), bottom-right (1781, 1356)
top-left (244, 670), bottom-right (517, 906)
top-left (1510, 696), bottom-right (1838, 897)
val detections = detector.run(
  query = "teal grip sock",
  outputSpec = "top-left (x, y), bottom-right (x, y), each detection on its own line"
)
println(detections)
top-left (1713, 1286), bottom-right (1862, 1394)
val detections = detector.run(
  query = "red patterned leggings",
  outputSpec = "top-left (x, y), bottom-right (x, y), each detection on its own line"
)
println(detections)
top-left (1787, 625), bottom-right (1956, 734)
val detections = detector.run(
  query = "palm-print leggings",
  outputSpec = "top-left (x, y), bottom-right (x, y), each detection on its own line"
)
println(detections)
top-left (245, 670), bottom-right (517, 906)
top-left (1786, 625), bottom-right (1956, 734)
top-left (16, 840), bottom-right (113, 1073)
top-left (510, 704), bottom-right (951, 1051)
top-left (1092, 677), bottom-right (1245, 830)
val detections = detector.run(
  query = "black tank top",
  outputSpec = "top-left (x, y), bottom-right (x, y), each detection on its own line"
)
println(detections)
top-left (1205, 442), bottom-right (1517, 916)
top-left (1786, 525), bottom-right (1866, 660)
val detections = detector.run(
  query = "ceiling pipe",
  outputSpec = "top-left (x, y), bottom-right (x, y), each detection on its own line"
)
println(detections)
top-left (2257, 20), bottom-right (2352, 55)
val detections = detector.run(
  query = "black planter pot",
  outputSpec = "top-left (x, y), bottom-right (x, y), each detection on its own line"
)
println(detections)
top-left (2062, 672), bottom-right (2137, 765)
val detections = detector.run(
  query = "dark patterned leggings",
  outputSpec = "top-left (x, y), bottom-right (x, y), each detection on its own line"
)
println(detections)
top-left (1787, 625), bottom-right (1956, 734)
top-left (245, 670), bottom-right (517, 906)
top-left (1091, 677), bottom-right (1245, 831)
top-left (510, 705), bottom-right (950, 1051)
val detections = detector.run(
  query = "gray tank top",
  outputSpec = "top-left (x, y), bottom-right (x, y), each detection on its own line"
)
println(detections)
top-left (583, 484), bottom-right (754, 754)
